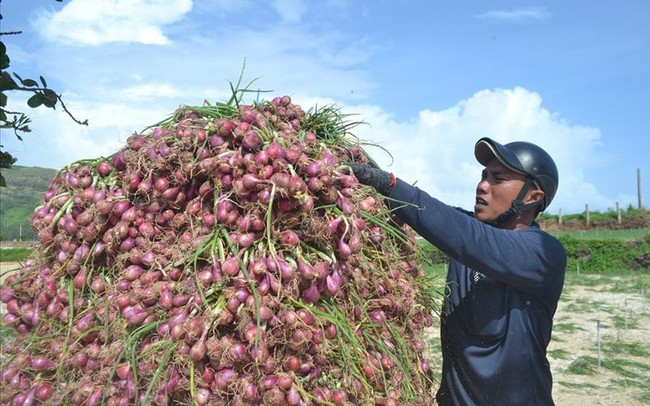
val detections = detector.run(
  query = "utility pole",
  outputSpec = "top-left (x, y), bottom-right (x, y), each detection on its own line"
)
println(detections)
top-left (638, 168), bottom-right (643, 209)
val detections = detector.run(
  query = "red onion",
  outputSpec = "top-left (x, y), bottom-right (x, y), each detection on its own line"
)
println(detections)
top-left (0, 287), bottom-right (15, 303)
top-left (368, 309), bottom-right (386, 324)
top-left (194, 387), bottom-right (210, 405)
top-left (241, 381), bottom-right (261, 402)
top-left (75, 312), bottom-right (94, 332)
top-left (168, 308), bottom-right (189, 328)
top-left (286, 386), bottom-right (302, 405)
top-left (0, 365), bottom-right (19, 383)
top-left (297, 308), bottom-right (314, 326)
top-left (266, 142), bottom-right (285, 160)
top-left (31, 354), bottom-right (57, 371)
top-left (124, 265), bottom-right (144, 281)
top-left (172, 294), bottom-right (190, 307)
top-left (122, 305), bottom-right (148, 325)
top-left (325, 273), bottom-right (341, 296)
top-left (229, 342), bottom-right (247, 360)
top-left (189, 337), bottom-right (207, 362)
top-left (221, 256), bottom-right (240, 276)
top-left (338, 235), bottom-right (352, 259)
top-left (262, 387), bottom-right (285, 405)
top-left (214, 368), bottom-right (236, 391)
top-left (73, 267), bottom-right (88, 289)
top-left (71, 351), bottom-right (89, 369)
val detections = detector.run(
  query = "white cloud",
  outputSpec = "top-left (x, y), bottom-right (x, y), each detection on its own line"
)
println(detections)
top-left (477, 7), bottom-right (551, 23)
top-left (119, 84), bottom-right (184, 100)
top-left (35, 0), bottom-right (193, 45)
top-left (346, 87), bottom-right (609, 214)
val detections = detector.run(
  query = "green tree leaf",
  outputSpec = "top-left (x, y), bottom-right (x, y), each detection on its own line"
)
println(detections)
top-left (0, 41), bottom-right (9, 70)
top-left (27, 93), bottom-right (44, 108)
top-left (0, 55), bottom-right (9, 70)
top-left (43, 89), bottom-right (58, 108)
top-left (0, 72), bottom-right (18, 92)
top-left (12, 72), bottom-right (24, 83)
top-left (0, 150), bottom-right (17, 169)
top-left (21, 78), bottom-right (38, 87)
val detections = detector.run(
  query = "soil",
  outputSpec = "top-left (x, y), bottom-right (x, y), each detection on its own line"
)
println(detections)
top-left (424, 272), bottom-right (650, 405)
top-left (548, 278), bottom-right (649, 405)
top-left (0, 261), bottom-right (20, 284)
top-left (1, 262), bottom-right (648, 404)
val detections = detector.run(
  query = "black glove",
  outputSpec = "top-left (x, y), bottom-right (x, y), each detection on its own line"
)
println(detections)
top-left (346, 163), bottom-right (396, 196)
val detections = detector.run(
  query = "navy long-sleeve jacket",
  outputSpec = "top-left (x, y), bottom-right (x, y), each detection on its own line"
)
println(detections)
top-left (388, 179), bottom-right (567, 406)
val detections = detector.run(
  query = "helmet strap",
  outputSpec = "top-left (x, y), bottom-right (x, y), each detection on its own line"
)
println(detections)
top-left (489, 176), bottom-right (543, 227)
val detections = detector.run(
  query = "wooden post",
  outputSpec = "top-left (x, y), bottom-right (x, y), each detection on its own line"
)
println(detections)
top-left (616, 202), bottom-right (622, 225)
top-left (596, 320), bottom-right (602, 367)
top-left (558, 208), bottom-right (563, 225)
top-left (585, 204), bottom-right (590, 226)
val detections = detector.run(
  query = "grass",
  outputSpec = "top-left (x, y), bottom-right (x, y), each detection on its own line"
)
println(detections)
top-left (0, 324), bottom-right (16, 352)
top-left (611, 314), bottom-right (639, 330)
top-left (605, 341), bottom-right (650, 358)
top-left (548, 348), bottom-right (572, 360)
top-left (563, 297), bottom-right (609, 314)
top-left (602, 358), bottom-right (650, 380)
top-left (552, 321), bottom-right (583, 334)
top-left (565, 356), bottom-right (598, 375)
top-left (550, 229), bottom-right (649, 240)
top-left (0, 248), bottom-right (31, 262)
top-left (556, 381), bottom-right (601, 389)
top-left (606, 277), bottom-right (650, 295)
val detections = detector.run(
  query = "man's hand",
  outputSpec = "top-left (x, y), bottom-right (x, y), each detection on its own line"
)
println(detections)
top-left (346, 163), bottom-right (396, 196)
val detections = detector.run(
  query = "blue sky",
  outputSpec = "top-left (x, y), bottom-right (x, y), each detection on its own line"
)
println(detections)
top-left (1, 0), bottom-right (648, 214)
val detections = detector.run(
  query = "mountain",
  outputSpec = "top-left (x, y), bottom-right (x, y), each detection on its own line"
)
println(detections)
top-left (0, 165), bottom-right (58, 241)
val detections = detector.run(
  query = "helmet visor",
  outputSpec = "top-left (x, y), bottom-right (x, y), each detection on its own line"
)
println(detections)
top-left (474, 137), bottom-right (542, 189)
top-left (475, 137), bottom-right (525, 174)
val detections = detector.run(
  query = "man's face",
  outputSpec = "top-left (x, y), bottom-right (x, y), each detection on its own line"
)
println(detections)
top-left (474, 158), bottom-right (528, 224)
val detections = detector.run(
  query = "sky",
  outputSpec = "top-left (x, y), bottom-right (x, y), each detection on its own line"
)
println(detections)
top-left (1, 0), bottom-right (648, 215)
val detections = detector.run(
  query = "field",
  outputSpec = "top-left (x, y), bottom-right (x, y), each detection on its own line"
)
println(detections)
top-left (551, 228), bottom-right (649, 240)
top-left (2, 259), bottom-right (649, 404)
top-left (549, 272), bottom-right (650, 405)
top-left (424, 269), bottom-right (650, 405)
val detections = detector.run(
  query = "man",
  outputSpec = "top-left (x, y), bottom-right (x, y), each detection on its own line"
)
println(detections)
top-left (348, 137), bottom-right (567, 405)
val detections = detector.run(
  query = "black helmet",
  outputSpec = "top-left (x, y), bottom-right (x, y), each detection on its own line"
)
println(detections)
top-left (474, 137), bottom-right (559, 211)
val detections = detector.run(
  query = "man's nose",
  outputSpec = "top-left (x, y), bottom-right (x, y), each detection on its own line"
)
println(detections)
top-left (476, 178), bottom-right (489, 193)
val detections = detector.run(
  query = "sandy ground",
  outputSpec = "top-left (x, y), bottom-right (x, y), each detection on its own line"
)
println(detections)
top-left (548, 280), bottom-right (649, 406)
top-left (424, 274), bottom-right (650, 405)
top-left (0, 261), bottom-right (21, 284)
top-left (1, 262), bottom-right (648, 404)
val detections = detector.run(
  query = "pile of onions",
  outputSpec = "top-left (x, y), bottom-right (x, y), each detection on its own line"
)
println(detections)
top-left (0, 92), bottom-right (439, 405)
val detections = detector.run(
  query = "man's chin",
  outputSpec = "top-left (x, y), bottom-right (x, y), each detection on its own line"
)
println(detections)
top-left (473, 212), bottom-right (491, 223)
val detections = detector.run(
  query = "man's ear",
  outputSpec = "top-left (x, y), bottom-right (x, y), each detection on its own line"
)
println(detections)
top-left (527, 189), bottom-right (545, 205)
